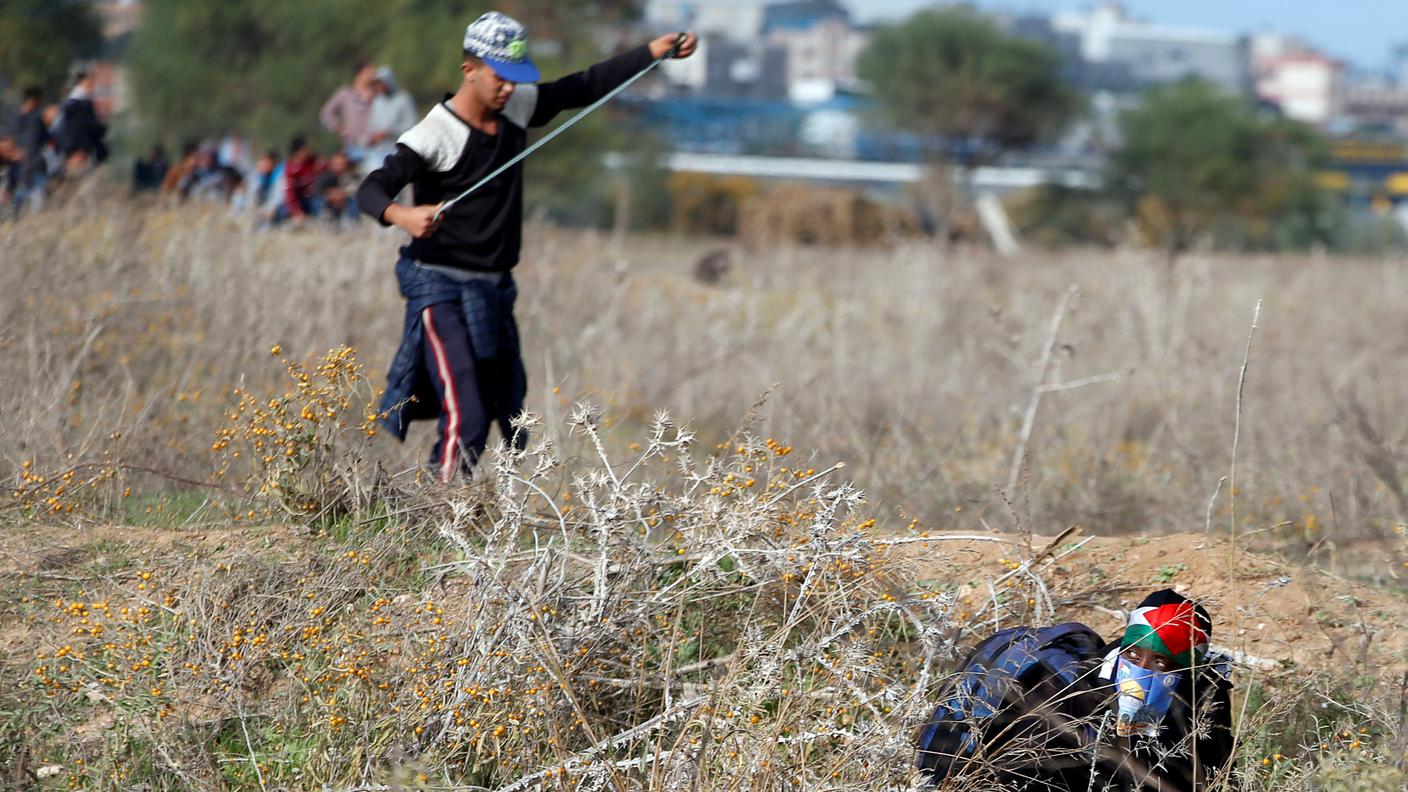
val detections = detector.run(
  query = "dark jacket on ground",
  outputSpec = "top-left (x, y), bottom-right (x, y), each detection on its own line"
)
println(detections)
top-left (356, 45), bottom-right (654, 273)
top-left (917, 624), bottom-right (1235, 792)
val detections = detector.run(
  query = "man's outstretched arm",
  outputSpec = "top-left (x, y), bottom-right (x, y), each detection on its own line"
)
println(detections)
top-left (529, 32), bottom-right (696, 127)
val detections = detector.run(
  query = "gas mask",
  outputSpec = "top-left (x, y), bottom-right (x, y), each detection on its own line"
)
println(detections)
top-left (1113, 656), bottom-right (1180, 738)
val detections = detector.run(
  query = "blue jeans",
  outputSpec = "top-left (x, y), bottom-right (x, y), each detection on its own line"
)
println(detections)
top-left (14, 166), bottom-right (46, 214)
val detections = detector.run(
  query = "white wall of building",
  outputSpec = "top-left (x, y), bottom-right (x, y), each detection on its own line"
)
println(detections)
top-left (767, 20), bottom-right (866, 89)
top-left (1053, 1), bottom-right (1247, 93)
top-left (1257, 56), bottom-right (1339, 124)
top-left (1249, 33), bottom-right (1342, 125)
top-left (647, 1), bottom-right (763, 42)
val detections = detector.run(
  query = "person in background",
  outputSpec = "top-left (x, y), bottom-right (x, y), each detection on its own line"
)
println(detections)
top-left (12, 87), bottom-right (49, 212)
top-left (133, 145), bottom-right (169, 193)
top-left (0, 134), bottom-right (19, 169)
top-left (56, 71), bottom-right (108, 174)
top-left (0, 135), bottom-right (22, 219)
top-left (254, 150), bottom-right (287, 227)
top-left (364, 66), bottom-right (419, 174)
top-left (181, 145), bottom-right (233, 201)
top-left (319, 61), bottom-right (377, 163)
top-left (39, 103), bottom-right (61, 178)
top-left (220, 168), bottom-right (246, 214)
top-left (315, 150), bottom-right (360, 226)
top-left (38, 104), bottom-right (64, 184)
top-left (160, 141), bottom-right (200, 198)
top-left (247, 149), bottom-right (281, 210)
top-left (280, 135), bottom-right (325, 226)
top-left (215, 134), bottom-right (249, 174)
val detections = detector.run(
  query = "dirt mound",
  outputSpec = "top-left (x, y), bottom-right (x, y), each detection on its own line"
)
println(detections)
top-left (907, 531), bottom-right (1408, 679)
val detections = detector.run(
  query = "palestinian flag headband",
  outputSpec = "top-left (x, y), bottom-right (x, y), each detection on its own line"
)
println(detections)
top-left (1120, 589), bottom-right (1212, 668)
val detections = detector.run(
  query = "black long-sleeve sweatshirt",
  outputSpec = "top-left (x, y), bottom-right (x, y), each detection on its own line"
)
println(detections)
top-left (356, 45), bottom-right (654, 273)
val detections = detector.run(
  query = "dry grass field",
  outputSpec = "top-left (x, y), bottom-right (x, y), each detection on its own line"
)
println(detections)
top-left (1, 192), bottom-right (1406, 789)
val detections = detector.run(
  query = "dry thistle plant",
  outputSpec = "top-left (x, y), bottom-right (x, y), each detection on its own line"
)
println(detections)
top-left (18, 402), bottom-right (961, 789)
top-left (10, 398), bottom-right (1407, 790)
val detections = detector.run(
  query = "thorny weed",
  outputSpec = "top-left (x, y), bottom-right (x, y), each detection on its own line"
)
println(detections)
top-left (6, 344), bottom-right (386, 528)
top-left (14, 401), bottom-right (962, 790)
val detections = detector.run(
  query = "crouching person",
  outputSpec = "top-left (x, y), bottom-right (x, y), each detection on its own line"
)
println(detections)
top-left (917, 589), bottom-right (1234, 791)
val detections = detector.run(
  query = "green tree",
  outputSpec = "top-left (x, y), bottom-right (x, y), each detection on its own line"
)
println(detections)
top-left (0, 0), bottom-right (102, 98)
top-left (378, 0), bottom-right (493, 107)
top-left (1107, 79), bottom-right (1335, 260)
top-left (856, 9), bottom-right (1077, 163)
top-left (128, 0), bottom-right (650, 149)
top-left (125, 0), bottom-right (661, 227)
top-left (127, 0), bottom-right (385, 149)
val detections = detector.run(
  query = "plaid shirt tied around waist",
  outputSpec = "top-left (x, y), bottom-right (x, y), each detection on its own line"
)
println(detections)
top-left (378, 254), bottom-right (522, 440)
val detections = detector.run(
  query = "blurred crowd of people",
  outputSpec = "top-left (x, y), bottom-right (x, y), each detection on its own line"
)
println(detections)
top-left (0, 72), bottom-right (109, 217)
top-left (2, 61), bottom-right (419, 228)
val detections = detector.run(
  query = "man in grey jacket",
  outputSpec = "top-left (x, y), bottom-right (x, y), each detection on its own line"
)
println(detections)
top-left (364, 66), bottom-right (419, 174)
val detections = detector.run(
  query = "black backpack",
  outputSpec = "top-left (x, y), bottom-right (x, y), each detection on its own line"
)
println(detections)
top-left (917, 622), bottom-right (1108, 786)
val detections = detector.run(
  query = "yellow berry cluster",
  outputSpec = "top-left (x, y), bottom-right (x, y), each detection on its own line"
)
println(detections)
top-left (212, 345), bottom-right (382, 518)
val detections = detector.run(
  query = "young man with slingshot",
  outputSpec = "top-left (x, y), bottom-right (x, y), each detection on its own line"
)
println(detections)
top-left (357, 12), bottom-right (696, 481)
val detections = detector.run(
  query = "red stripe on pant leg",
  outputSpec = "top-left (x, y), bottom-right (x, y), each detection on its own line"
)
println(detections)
top-left (422, 306), bottom-right (461, 482)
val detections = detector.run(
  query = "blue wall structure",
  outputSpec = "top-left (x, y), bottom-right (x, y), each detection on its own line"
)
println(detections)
top-left (620, 94), bottom-right (936, 162)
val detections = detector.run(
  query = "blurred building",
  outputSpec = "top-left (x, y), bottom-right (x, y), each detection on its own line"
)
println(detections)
top-left (647, 1), bottom-right (765, 43)
top-left (651, 0), bottom-right (864, 102)
top-left (1010, 2), bottom-right (1249, 96)
top-left (1250, 33), bottom-right (1342, 126)
top-left (762, 0), bottom-right (867, 102)
top-left (699, 37), bottom-right (790, 98)
top-left (1058, 2), bottom-right (1248, 93)
top-left (1337, 79), bottom-right (1408, 137)
top-left (654, 1), bottom-right (774, 97)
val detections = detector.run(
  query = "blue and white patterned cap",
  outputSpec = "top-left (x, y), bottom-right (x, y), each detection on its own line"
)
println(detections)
top-left (463, 12), bottom-right (540, 84)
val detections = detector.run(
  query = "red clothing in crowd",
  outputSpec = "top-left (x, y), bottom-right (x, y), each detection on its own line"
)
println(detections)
top-left (283, 154), bottom-right (325, 218)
